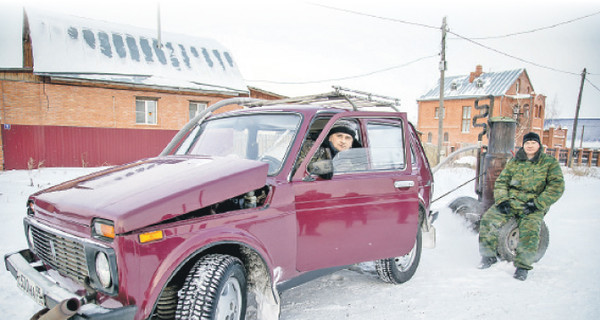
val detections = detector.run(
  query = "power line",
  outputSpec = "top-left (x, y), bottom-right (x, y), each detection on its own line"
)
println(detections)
top-left (469, 10), bottom-right (600, 40)
top-left (246, 54), bottom-right (438, 85)
top-left (307, 2), bottom-right (595, 77)
top-left (586, 78), bottom-right (600, 93)
top-left (449, 30), bottom-right (580, 76)
top-left (305, 2), bottom-right (440, 30)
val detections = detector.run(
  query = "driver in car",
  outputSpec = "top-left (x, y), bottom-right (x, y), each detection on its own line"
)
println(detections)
top-left (295, 120), bottom-right (361, 174)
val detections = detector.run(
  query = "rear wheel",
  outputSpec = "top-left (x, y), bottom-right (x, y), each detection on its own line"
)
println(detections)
top-left (375, 227), bottom-right (422, 284)
top-left (176, 254), bottom-right (247, 320)
top-left (497, 218), bottom-right (549, 263)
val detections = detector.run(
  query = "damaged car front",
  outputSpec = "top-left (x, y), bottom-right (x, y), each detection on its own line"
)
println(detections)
top-left (4, 111), bottom-right (302, 320)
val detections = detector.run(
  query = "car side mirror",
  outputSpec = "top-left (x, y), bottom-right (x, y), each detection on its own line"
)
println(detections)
top-left (308, 160), bottom-right (334, 179)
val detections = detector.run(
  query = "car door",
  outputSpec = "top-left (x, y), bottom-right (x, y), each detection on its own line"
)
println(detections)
top-left (293, 113), bottom-right (419, 272)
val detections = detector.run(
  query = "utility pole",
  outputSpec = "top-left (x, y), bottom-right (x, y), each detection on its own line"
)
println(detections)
top-left (437, 17), bottom-right (447, 164)
top-left (567, 68), bottom-right (586, 168)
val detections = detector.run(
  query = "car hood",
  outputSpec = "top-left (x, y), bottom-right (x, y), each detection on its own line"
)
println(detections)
top-left (30, 156), bottom-right (269, 234)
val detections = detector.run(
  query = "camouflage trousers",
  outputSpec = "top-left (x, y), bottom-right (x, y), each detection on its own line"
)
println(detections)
top-left (478, 203), bottom-right (545, 270)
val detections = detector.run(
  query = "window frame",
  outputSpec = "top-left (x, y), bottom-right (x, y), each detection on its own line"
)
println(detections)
top-left (461, 106), bottom-right (471, 133)
top-left (365, 121), bottom-right (406, 172)
top-left (434, 107), bottom-right (445, 119)
top-left (135, 97), bottom-right (158, 125)
top-left (189, 101), bottom-right (208, 120)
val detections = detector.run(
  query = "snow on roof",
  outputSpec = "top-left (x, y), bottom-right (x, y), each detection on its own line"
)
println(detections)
top-left (0, 5), bottom-right (24, 69)
top-left (418, 69), bottom-right (524, 101)
top-left (24, 8), bottom-right (248, 95)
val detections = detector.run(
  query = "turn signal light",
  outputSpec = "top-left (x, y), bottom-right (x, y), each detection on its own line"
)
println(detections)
top-left (139, 230), bottom-right (164, 243)
top-left (93, 219), bottom-right (115, 240)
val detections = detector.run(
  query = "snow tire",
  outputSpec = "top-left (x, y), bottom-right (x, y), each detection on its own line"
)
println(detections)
top-left (448, 196), bottom-right (483, 231)
top-left (375, 227), bottom-right (422, 284)
top-left (175, 254), bottom-right (247, 320)
top-left (497, 217), bottom-right (549, 263)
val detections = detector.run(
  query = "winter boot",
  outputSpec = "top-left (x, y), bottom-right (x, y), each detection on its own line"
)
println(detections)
top-left (478, 256), bottom-right (497, 269)
top-left (514, 267), bottom-right (528, 281)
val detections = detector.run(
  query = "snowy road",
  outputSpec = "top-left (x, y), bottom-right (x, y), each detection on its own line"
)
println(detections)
top-left (1, 167), bottom-right (599, 319)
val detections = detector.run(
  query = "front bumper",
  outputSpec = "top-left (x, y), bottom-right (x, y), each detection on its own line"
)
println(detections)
top-left (4, 249), bottom-right (136, 320)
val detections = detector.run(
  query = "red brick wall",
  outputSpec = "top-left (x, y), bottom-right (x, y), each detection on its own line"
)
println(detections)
top-left (0, 73), bottom-right (240, 129)
top-left (0, 71), bottom-right (252, 169)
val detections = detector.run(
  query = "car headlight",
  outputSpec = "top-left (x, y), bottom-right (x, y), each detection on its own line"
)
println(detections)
top-left (95, 252), bottom-right (112, 288)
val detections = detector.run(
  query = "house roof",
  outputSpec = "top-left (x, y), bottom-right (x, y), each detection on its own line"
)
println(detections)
top-left (418, 68), bottom-right (525, 101)
top-left (21, 8), bottom-right (248, 95)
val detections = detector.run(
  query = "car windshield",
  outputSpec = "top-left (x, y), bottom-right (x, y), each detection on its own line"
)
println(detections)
top-left (175, 113), bottom-right (301, 175)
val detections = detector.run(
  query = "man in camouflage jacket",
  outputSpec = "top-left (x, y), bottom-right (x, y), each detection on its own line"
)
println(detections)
top-left (478, 132), bottom-right (564, 281)
top-left (294, 121), bottom-right (360, 175)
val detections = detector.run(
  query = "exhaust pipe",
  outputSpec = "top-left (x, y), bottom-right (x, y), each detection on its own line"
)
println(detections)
top-left (33, 297), bottom-right (81, 320)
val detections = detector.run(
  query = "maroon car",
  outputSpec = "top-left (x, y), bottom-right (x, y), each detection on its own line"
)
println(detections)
top-left (5, 91), bottom-right (435, 320)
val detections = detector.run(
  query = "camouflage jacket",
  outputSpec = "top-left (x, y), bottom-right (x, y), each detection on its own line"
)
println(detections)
top-left (494, 147), bottom-right (565, 211)
top-left (294, 140), bottom-right (334, 172)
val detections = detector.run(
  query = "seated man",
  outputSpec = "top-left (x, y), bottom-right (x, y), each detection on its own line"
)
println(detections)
top-left (295, 120), bottom-right (361, 174)
top-left (478, 132), bottom-right (564, 281)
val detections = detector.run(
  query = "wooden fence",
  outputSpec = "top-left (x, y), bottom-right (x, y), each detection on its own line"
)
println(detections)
top-left (545, 148), bottom-right (600, 167)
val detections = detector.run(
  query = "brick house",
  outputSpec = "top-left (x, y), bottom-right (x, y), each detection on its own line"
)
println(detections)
top-left (417, 65), bottom-right (545, 153)
top-left (0, 7), bottom-right (284, 170)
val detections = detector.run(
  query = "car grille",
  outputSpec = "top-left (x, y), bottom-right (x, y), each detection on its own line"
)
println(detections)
top-left (29, 225), bottom-right (89, 283)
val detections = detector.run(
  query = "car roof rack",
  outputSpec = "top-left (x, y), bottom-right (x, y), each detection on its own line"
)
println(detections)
top-left (242, 86), bottom-right (401, 112)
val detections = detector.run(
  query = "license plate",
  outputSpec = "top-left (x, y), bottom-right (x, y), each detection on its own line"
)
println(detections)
top-left (16, 271), bottom-right (45, 306)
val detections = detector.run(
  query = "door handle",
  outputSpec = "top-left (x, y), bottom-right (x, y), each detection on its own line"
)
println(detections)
top-left (394, 181), bottom-right (415, 189)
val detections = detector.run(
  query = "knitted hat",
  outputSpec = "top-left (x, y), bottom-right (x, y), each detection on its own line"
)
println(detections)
top-left (522, 132), bottom-right (541, 146)
top-left (329, 122), bottom-right (356, 140)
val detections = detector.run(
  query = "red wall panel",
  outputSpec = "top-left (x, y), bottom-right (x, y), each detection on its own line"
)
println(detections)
top-left (2, 124), bottom-right (178, 170)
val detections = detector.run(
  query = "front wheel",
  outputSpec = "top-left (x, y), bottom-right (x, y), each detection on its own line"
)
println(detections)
top-left (176, 254), bottom-right (247, 320)
top-left (375, 227), bottom-right (422, 284)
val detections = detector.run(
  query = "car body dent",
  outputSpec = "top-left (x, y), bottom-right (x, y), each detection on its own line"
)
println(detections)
top-left (30, 156), bottom-right (269, 234)
top-left (133, 207), bottom-right (296, 318)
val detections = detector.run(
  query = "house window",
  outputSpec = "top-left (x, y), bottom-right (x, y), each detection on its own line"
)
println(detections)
top-left (475, 79), bottom-right (484, 88)
top-left (189, 101), bottom-right (208, 120)
top-left (434, 107), bottom-right (445, 119)
top-left (444, 132), bottom-right (449, 142)
top-left (461, 106), bottom-right (471, 133)
top-left (427, 132), bottom-right (432, 143)
top-left (136, 98), bottom-right (157, 124)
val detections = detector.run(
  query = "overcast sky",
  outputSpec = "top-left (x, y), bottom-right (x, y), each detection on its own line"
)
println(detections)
top-left (4, 0), bottom-right (600, 121)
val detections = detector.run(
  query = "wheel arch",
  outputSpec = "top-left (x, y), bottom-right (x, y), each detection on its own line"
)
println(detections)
top-left (148, 240), bottom-right (276, 319)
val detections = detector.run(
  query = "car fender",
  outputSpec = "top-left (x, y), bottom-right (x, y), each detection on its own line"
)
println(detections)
top-left (138, 225), bottom-right (278, 319)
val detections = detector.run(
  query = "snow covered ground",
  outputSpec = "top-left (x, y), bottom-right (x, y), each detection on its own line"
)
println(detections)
top-left (1, 166), bottom-right (599, 319)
